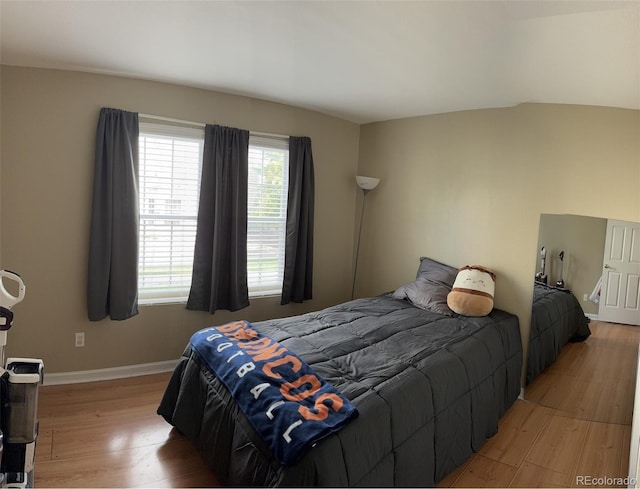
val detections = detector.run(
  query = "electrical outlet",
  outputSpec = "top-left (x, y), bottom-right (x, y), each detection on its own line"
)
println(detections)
top-left (583, 294), bottom-right (588, 301)
top-left (75, 332), bottom-right (85, 347)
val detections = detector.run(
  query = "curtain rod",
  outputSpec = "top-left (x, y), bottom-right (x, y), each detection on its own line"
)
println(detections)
top-left (139, 112), bottom-right (205, 127)
top-left (138, 112), bottom-right (289, 139)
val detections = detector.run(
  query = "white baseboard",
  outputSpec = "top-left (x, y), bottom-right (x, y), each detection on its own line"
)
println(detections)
top-left (586, 313), bottom-right (599, 321)
top-left (43, 359), bottom-right (178, 386)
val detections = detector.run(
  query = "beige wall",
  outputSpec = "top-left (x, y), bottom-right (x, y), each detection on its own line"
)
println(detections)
top-left (0, 66), bottom-right (360, 373)
top-left (356, 104), bottom-right (640, 376)
top-left (2, 67), bottom-right (639, 378)
top-left (536, 214), bottom-right (607, 315)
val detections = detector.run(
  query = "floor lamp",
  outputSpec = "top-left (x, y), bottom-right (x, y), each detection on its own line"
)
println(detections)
top-left (351, 175), bottom-right (380, 299)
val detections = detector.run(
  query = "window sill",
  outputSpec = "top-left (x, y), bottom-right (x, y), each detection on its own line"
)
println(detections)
top-left (138, 292), bottom-right (282, 307)
top-left (139, 297), bottom-right (187, 306)
top-left (249, 291), bottom-right (282, 299)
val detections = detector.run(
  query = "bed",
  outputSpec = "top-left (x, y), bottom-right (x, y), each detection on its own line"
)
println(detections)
top-left (158, 258), bottom-right (522, 487)
top-left (526, 282), bottom-right (591, 384)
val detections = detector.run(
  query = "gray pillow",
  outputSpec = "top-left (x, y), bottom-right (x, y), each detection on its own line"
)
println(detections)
top-left (415, 256), bottom-right (458, 287)
top-left (392, 277), bottom-right (454, 316)
top-left (393, 257), bottom-right (458, 315)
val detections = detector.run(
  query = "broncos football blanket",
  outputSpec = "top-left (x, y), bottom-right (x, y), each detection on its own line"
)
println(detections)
top-left (189, 320), bottom-right (358, 466)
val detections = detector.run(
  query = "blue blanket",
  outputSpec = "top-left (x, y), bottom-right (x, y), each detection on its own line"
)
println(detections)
top-left (189, 321), bottom-right (358, 466)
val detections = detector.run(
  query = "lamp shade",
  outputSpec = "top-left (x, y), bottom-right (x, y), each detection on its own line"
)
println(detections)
top-left (356, 175), bottom-right (380, 190)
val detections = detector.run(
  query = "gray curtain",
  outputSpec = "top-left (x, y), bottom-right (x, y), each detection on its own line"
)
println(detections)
top-left (187, 125), bottom-right (250, 313)
top-left (87, 108), bottom-right (139, 321)
top-left (281, 137), bottom-right (315, 304)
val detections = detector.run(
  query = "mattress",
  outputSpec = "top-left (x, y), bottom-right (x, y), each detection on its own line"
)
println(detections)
top-left (158, 295), bottom-right (522, 486)
top-left (527, 283), bottom-right (591, 384)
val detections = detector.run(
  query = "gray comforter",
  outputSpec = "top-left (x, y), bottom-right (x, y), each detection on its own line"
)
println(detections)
top-left (158, 295), bottom-right (522, 487)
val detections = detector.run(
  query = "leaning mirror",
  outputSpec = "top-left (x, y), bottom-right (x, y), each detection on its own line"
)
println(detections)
top-left (526, 214), bottom-right (640, 426)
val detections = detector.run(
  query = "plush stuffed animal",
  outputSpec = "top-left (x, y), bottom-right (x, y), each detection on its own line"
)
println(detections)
top-left (446, 266), bottom-right (496, 317)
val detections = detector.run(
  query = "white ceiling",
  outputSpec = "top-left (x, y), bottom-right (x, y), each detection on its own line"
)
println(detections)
top-left (1, 0), bottom-right (639, 124)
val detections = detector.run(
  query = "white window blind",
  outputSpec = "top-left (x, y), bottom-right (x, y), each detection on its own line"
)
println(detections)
top-left (138, 123), bottom-right (204, 304)
top-left (247, 136), bottom-right (289, 297)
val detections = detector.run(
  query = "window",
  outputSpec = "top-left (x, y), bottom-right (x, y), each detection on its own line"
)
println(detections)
top-left (247, 136), bottom-right (289, 297)
top-left (138, 123), bottom-right (204, 304)
top-left (137, 123), bottom-right (289, 304)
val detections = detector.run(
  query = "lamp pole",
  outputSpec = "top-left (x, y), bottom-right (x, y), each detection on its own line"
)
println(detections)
top-left (351, 188), bottom-right (370, 300)
top-left (351, 175), bottom-right (380, 300)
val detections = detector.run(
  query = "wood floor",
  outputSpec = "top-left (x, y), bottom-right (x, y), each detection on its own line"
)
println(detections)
top-left (35, 373), bottom-right (221, 487)
top-left (438, 320), bottom-right (640, 488)
top-left (34, 320), bottom-right (639, 488)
